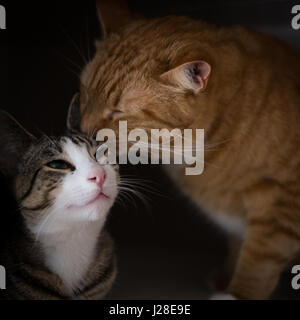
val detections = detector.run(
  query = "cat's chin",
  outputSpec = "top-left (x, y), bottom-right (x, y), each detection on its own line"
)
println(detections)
top-left (67, 191), bottom-right (109, 210)
top-left (67, 204), bottom-right (112, 222)
top-left (64, 192), bottom-right (115, 222)
top-left (72, 209), bottom-right (102, 222)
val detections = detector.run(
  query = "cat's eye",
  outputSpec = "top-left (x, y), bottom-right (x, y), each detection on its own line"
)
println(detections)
top-left (46, 160), bottom-right (75, 171)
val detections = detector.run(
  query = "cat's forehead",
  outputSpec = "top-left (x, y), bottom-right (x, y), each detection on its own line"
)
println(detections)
top-left (81, 36), bottom-right (159, 93)
top-left (22, 134), bottom-right (95, 166)
top-left (60, 135), bottom-right (95, 163)
top-left (61, 134), bottom-right (95, 151)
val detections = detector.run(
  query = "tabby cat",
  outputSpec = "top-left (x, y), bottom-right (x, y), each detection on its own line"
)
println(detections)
top-left (78, 1), bottom-right (300, 299)
top-left (0, 94), bottom-right (118, 299)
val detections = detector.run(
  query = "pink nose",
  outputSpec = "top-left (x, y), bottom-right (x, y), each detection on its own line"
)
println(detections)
top-left (87, 169), bottom-right (105, 187)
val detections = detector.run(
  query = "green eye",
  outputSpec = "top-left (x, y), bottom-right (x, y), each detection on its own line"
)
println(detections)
top-left (46, 160), bottom-right (75, 171)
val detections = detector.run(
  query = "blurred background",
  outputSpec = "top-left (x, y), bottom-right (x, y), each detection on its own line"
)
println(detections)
top-left (0, 0), bottom-right (299, 299)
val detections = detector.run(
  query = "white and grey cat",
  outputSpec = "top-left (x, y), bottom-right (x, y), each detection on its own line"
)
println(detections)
top-left (0, 94), bottom-right (119, 299)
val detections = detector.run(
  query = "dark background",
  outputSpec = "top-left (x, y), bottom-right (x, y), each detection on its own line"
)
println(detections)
top-left (0, 0), bottom-right (299, 299)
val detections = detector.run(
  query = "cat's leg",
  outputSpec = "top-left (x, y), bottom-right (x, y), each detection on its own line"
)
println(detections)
top-left (227, 214), bottom-right (300, 299)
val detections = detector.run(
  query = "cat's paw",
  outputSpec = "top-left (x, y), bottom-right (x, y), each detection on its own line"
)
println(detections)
top-left (210, 293), bottom-right (237, 300)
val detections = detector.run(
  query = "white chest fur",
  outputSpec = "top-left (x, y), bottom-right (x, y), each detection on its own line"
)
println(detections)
top-left (211, 212), bottom-right (246, 239)
top-left (40, 220), bottom-right (104, 294)
top-left (163, 166), bottom-right (246, 238)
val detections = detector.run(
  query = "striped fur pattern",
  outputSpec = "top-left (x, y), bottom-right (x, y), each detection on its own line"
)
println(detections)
top-left (0, 106), bottom-right (118, 299)
top-left (2, 224), bottom-right (116, 300)
top-left (79, 1), bottom-right (300, 299)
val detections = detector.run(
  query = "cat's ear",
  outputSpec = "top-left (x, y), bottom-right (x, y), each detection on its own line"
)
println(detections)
top-left (67, 92), bottom-right (81, 132)
top-left (0, 110), bottom-right (35, 178)
top-left (161, 61), bottom-right (211, 93)
top-left (96, 0), bottom-right (140, 37)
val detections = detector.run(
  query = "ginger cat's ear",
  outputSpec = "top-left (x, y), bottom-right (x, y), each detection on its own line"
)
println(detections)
top-left (96, 0), bottom-right (140, 37)
top-left (161, 61), bottom-right (211, 93)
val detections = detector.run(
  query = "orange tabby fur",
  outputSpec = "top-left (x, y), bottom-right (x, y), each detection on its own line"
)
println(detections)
top-left (79, 1), bottom-right (300, 299)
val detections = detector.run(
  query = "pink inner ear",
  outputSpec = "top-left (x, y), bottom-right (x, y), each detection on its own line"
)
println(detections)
top-left (160, 60), bottom-right (211, 93)
top-left (196, 61), bottom-right (211, 81)
top-left (191, 61), bottom-right (211, 91)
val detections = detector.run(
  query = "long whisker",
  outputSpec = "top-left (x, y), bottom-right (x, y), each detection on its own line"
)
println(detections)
top-left (58, 24), bottom-right (88, 65)
top-left (34, 209), bottom-right (57, 243)
top-left (125, 140), bottom-right (220, 169)
top-left (53, 49), bottom-right (82, 72)
top-left (118, 186), bottom-right (152, 213)
top-left (120, 179), bottom-right (170, 200)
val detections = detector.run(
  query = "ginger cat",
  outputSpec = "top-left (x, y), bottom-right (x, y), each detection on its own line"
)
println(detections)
top-left (79, 0), bottom-right (300, 299)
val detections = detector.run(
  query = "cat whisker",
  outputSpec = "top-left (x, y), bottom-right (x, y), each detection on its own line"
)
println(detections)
top-left (34, 209), bottom-right (58, 243)
top-left (134, 136), bottom-right (232, 153)
top-left (120, 175), bottom-right (160, 187)
top-left (52, 49), bottom-right (83, 75)
top-left (128, 140), bottom-right (220, 169)
top-left (118, 189), bottom-right (139, 212)
top-left (118, 186), bottom-right (152, 213)
top-left (133, 140), bottom-right (204, 152)
top-left (115, 193), bottom-right (128, 209)
top-left (58, 24), bottom-right (88, 65)
top-left (119, 179), bottom-right (169, 200)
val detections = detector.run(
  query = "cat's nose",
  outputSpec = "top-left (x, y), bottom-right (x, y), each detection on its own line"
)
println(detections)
top-left (87, 169), bottom-right (105, 187)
